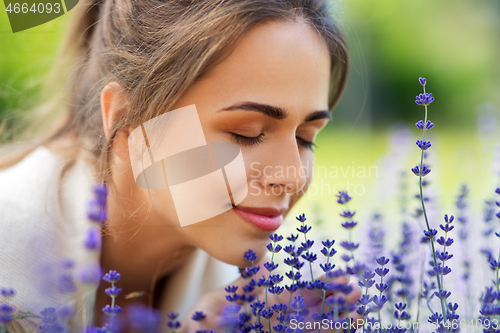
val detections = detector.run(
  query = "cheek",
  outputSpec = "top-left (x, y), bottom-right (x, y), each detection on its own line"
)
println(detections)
top-left (286, 152), bottom-right (314, 212)
top-left (147, 188), bottom-right (181, 225)
top-left (300, 151), bottom-right (314, 191)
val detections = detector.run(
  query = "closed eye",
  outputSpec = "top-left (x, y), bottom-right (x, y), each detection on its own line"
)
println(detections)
top-left (230, 132), bottom-right (265, 147)
top-left (296, 137), bottom-right (315, 151)
top-left (231, 132), bottom-right (315, 151)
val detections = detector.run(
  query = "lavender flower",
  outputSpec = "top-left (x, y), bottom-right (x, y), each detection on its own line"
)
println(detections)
top-left (0, 288), bottom-right (15, 298)
top-left (101, 270), bottom-right (123, 333)
top-left (38, 307), bottom-right (67, 333)
top-left (415, 93), bottom-right (435, 106)
top-left (78, 262), bottom-right (102, 285)
top-left (127, 304), bottom-right (161, 333)
top-left (0, 301), bottom-right (14, 326)
top-left (84, 227), bottom-right (102, 251)
top-left (371, 256), bottom-right (390, 327)
top-left (87, 183), bottom-right (108, 224)
top-left (166, 312), bottom-right (181, 333)
top-left (356, 270), bottom-right (376, 332)
top-left (191, 311), bottom-right (207, 332)
top-left (218, 304), bottom-right (242, 332)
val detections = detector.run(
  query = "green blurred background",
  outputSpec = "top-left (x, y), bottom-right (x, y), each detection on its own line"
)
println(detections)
top-left (1, 0), bottom-right (500, 227)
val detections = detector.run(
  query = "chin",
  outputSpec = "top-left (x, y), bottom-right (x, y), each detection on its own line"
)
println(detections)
top-left (193, 228), bottom-right (271, 268)
top-left (223, 244), bottom-right (269, 268)
top-left (182, 207), bottom-right (280, 267)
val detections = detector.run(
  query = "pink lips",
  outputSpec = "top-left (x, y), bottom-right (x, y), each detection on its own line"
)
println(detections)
top-left (232, 205), bottom-right (285, 231)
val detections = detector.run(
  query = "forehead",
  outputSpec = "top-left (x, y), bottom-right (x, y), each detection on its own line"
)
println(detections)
top-left (194, 19), bottom-right (331, 113)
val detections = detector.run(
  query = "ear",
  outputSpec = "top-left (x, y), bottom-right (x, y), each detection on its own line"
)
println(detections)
top-left (100, 82), bottom-right (130, 161)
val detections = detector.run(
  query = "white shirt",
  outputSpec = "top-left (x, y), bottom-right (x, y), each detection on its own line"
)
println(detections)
top-left (0, 147), bottom-right (239, 332)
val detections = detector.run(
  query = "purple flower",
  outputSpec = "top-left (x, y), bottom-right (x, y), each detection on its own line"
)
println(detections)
top-left (224, 286), bottom-right (238, 293)
top-left (86, 183), bottom-right (108, 224)
top-left (416, 140), bottom-right (432, 150)
top-left (434, 290), bottom-right (451, 300)
top-left (296, 213), bottom-right (306, 222)
top-left (218, 304), bottom-right (241, 331)
top-left (86, 200), bottom-right (108, 224)
top-left (376, 257), bottom-right (389, 266)
top-left (322, 239), bottom-right (335, 248)
top-left (336, 191), bottom-right (352, 205)
top-left (266, 243), bottom-right (282, 253)
top-left (127, 303), bottom-right (161, 333)
top-left (167, 312), bottom-right (179, 320)
top-left (411, 165), bottom-right (431, 176)
top-left (340, 241), bottom-right (359, 251)
top-left (244, 249), bottom-right (257, 262)
top-left (0, 304), bottom-right (13, 324)
top-left (263, 261), bottom-right (278, 272)
top-left (268, 285), bottom-right (284, 295)
top-left (300, 239), bottom-right (314, 251)
top-left (103, 270), bottom-right (120, 283)
top-left (84, 228), bottom-right (102, 250)
top-left (371, 295), bottom-right (388, 308)
top-left (39, 307), bottom-right (67, 333)
top-left (291, 295), bottom-right (306, 312)
top-left (444, 214), bottom-right (455, 223)
top-left (269, 233), bottom-right (283, 242)
top-left (0, 288), bottom-right (15, 297)
top-left (167, 311), bottom-right (181, 331)
top-left (78, 262), bottom-right (102, 285)
top-left (341, 221), bottom-right (358, 229)
top-left (375, 267), bottom-right (389, 277)
top-left (436, 251), bottom-right (453, 261)
top-left (321, 247), bottom-right (337, 257)
top-left (436, 237), bottom-right (454, 247)
top-left (56, 306), bottom-right (74, 319)
top-left (439, 224), bottom-right (454, 232)
top-left (340, 211), bottom-right (355, 218)
top-left (58, 273), bottom-right (76, 293)
top-left (191, 311), bottom-right (206, 321)
top-left (415, 92), bottom-right (435, 106)
top-left (375, 282), bottom-right (388, 293)
top-left (424, 229), bottom-right (438, 238)
top-left (296, 225), bottom-right (311, 234)
top-left (419, 77), bottom-right (427, 86)
top-left (102, 304), bottom-right (122, 316)
top-left (105, 286), bottom-right (123, 297)
top-left (433, 265), bottom-right (451, 275)
top-left (320, 263), bottom-right (335, 273)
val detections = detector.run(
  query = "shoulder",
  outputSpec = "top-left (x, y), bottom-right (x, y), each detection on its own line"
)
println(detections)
top-left (0, 146), bottom-right (94, 238)
top-left (0, 146), bottom-right (98, 325)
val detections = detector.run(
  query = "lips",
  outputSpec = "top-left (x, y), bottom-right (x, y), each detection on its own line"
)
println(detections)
top-left (232, 205), bottom-right (286, 231)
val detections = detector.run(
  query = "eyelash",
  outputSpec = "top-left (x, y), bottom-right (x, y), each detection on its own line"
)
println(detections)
top-left (230, 133), bottom-right (316, 151)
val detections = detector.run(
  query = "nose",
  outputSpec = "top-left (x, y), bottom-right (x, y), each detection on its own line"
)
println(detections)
top-left (257, 137), bottom-right (308, 195)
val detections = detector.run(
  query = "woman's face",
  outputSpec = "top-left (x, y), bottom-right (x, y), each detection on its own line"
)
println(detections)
top-left (131, 19), bottom-right (332, 267)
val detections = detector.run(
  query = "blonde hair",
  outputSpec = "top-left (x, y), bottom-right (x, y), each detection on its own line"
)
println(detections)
top-left (1, 0), bottom-right (349, 183)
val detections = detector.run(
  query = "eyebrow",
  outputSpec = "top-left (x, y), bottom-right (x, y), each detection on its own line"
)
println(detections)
top-left (220, 101), bottom-right (331, 122)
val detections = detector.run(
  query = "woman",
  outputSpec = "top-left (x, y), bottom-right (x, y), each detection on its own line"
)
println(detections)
top-left (0, 0), bottom-right (361, 331)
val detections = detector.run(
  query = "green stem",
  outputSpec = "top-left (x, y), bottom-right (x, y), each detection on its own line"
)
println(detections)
top-left (377, 270), bottom-right (385, 328)
top-left (253, 260), bottom-right (262, 327)
top-left (418, 88), bottom-right (448, 331)
top-left (362, 286), bottom-right (368, 333)
top-left (317, 254), bottom-right (331, 333)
